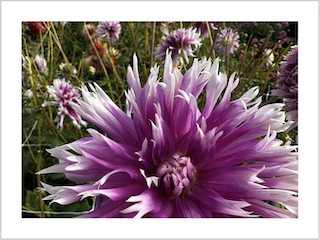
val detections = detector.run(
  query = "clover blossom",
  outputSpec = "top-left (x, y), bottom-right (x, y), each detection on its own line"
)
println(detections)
top-left (155, 26), bottom-right (202, 65)
top-left (214, 28), bottom-right (239, 56)
top-left (42, 78), bottom-right (87, 130)
top-left (97, 21), bottom-right (121, 43)
top-left (39, 52), bottom-right (297, 218)
top-left (272, 45), bottom-right (298, 130)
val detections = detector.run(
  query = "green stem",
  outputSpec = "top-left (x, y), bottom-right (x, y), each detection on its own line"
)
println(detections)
top-left (205, 22), bottom-right (215, 59)
top-left (43, 22), bottom-right (81, 84)
top-left (83, 22), bottom-right (116, 102)
top-left (246, 42), bottom-right (279, 83)
top-left (145, 23), bottom-right (149, 66)
top-left (36, 119), bottom-right (45, 218)
top-left (129, 23), bottom-right (143, 64)
top-left (150, 22), bottom-right (156, 67)
top-left (22, 127), bottom-right (37, 164)
top-left (260, 44), bottom-right (292, 97)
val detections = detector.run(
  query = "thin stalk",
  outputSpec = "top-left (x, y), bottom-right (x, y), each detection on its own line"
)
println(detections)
top-left (77, 57), bottom-right (83, 81)
top-left (36, 119), bottom-right (45, 218)
top-left (23, 44), bottom-right (66, 144)
top-left (129, 22), bottom-right (148, 83)
top-left (71, 40), bottom-right (77, 64)
top-left (22, 206), bottom-right (42, 218)
top-left (83, 22), bottom-right (116, 102)
top-left (115, 80), bottom-right (122, 111)
top-left (104, 50), bottom-right (125, 91)
top-left (260, 44), bottom-right (292, 97)
top-left (80, 50), bottom-right (86, 81)
top-left (22, 127), bottom-right (37, 164)
top-left (205, 22), bottom-right (215, 59)
top-left (78, 128), bottom-right (84, 138)
top-left (246, 42), bottom-right (279, 82)
top-left (39, 30), bottom-right (45, 61)
top-left (43, 22), bottom-right (81, 84)
top-left (49, 32), bottom-right (55, 83)
top-left (150, 22), bottom-right (156, 67)
top-left (239, 34), bottom-right (253, 93)
top-left (129, 23), bottom-right (143, 64)
top-left (239, 34), bottom-right (253, 76)
top-left (145, 23), bottom-right (149, 65)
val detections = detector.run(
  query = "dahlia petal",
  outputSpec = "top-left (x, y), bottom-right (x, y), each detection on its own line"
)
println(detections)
top-left (150, 105), bottom-right (175, 161)
top-left (246, 199), bottom-right (297, 218)
top-left (202, 66), bottom-right (227, 119)
top-left (40, 182), bottom-right (93, 206)
top-left (175, 196), bottom-right (207, 218)
top-left (121, 189), bottom-right (166, 218)
top-left (127, 54), bottom-right (142, 99)
top-left (173, 91), bottom-right (198, 139)
top-left (198, 166), bottom-right (265, 193)
top-left (79, 183), bottom-right (145, 202)
top-left (243, 189), bottom-right (296, 203)
top-left (77, 199), bottom-right (130, 218)
top-left (189, 188), bottom-right (252, 217)
top-left (206, 72), bottom-right (239, 124)
top-left (94, 166), bottom-right (143, 187)
top-left (152, 200), bottom-right (174, 218)
top-left (263, 175), bottom-right (298, 191)
top-left (72, 85), bottom-right (138, 145)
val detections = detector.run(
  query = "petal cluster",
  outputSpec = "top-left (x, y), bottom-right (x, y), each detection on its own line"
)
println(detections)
top-left (43, 78), bottom-right (87, 129)
top-left (39, 52), bottom-right (297, 218)
top-left (272, 45), bottom-right (298, 130)
top-left (214, 28), bottom-right (239, 56)
top-left (35, 55), bottom-right (48, 73)
top-left (97, 21), bottom-right (121, 43)
top-left (155, 26), bottom-right (202, 65)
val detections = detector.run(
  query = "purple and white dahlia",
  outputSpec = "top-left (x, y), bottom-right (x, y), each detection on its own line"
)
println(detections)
top-left (97, 21), bottom-right (121, 43)
top-left (42, 78), bottom-right (87, 130)
top-left (272, 45), bottom-right (298, 130)
top-left (194, 22), bottom-right (217, 38)
top-left (214, 28), bottom-right (240, 56)
top-left (38, 52), bottom-right (298, 218)
top-left (155, 26), bottom-right (202, 65)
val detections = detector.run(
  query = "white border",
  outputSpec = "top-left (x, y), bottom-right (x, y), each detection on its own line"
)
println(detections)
top-left (1, 1), bottom-right (319, 239)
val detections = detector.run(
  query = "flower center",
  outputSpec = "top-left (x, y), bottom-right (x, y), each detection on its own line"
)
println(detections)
top-left (155, 153), bottom-right (196, 198)
top-left (223, 36), bottom-right (233, 47)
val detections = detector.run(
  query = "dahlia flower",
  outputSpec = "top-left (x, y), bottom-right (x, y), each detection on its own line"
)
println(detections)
top-left (272, 45), bottom-right (298, 130)
top-left (38, 52), bottom-right (297, 218)
top-left (214, 28), bottom-right (239, 56)
top-left (42, 78), bottom-right (87, 130)
top-left (82, 23), bottom-right (97, 41)
top-left (97, 21), bottom-right (121, 43)
top-left (35, 55), bottom-right (48, 73)
top-left (155, 26), bottom-right (202, 65)
top-left (193, 22), bottom-right (217, 38)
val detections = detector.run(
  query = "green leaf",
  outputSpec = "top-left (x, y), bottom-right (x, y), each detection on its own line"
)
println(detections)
top-left (114, 55), bottom-right (130, 65)
top-left (25, 190), bottom-right (40, 211)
